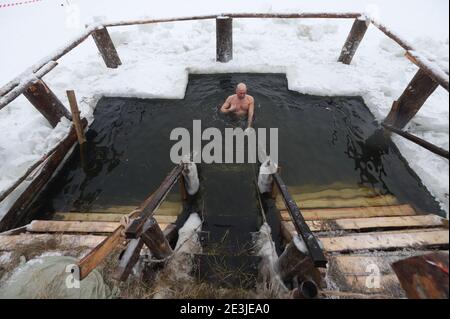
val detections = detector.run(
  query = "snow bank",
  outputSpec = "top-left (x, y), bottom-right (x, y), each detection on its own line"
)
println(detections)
top-left (0, 1), bottom-right (448, 215)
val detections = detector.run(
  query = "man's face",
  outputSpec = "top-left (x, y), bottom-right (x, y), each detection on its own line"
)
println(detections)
top-left (236, 88), bottom-right (247, 100)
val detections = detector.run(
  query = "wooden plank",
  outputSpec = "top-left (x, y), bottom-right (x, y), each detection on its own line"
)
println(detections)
top-left (104, 13), bottom-right (361, 28)
top-left (320, 230), bottom-right (449, 253)
top-left (52, 212), bottom-right (176, 224)
top-left (27, 220), bottom-right (170, 234)
top-left (281, 215), bottom-right (446, 232)
top-left (276, 194), bottom-right (399, 210)
top-left (280, 204), bottom-right (417, 221)
top-left (0, 234), bottom-right (106, 251)
top-left (287, 187), bottom-right (379, 201)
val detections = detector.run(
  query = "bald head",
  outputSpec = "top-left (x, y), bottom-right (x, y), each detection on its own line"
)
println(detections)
top-left (236, 83), bottom-right (247, 99)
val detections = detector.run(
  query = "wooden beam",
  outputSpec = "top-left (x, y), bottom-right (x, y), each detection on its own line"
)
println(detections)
top-left (53, 212), bottom-right (177, 224)
top-left (0, 234), bottom-right (105, 251)
top-left (280, 204), bottom-right (416, 221)
top-left (125, 164), bottom-right (183, 239)
top-left (384, 69), bottom-right (439, 129)
top-left (338, 18), bottom-right (369, 64)
top-left (216, 16), bottom-right (233, 63)
top-left (27, 220), bottom-right (119, 234)
top-left (23, 79), bottom-right (72, 127)
top-left (273, 173), bottom-right (327, 267)
top-left (104, 13), bottom-right (361, 27)
top-left (66, 90), bottom-right (87, 145)
top-left (382, 123), bottom-right (449, 159)
top-left (319, 229), bottom-right (449, 253)
top-left (282, 214), bottom-right (446, 233)
top-left (276, 194), bottom-right (399, 210)
top-left (0, 119), bottom-right (87, 232)
top-left (91, 26), bottom-right (122, 69)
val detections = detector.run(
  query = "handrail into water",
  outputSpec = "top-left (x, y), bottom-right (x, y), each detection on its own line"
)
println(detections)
top-left (78, 163), bottom-right (184, 280)
top-left (125, 164), bottom-right (184, 239)
top-left (382, 124), bottom-right (449, 160)
top-left (272, 172), bottom-right (328, 268)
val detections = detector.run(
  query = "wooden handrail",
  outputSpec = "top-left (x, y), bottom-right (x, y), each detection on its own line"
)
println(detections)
top-left (382, 124), bottom-right (449, 160)
top-left (125, 164), bottom-right (184, 238)
top-left (272, 172), bottom-right (327, 268)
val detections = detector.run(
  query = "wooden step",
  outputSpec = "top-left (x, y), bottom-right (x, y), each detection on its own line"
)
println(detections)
top-left (276, 195), bottom-right (399, 210)
top-left (320, 229), bottom-right (449, 253)
top-left (0, 234), bottom-right (107, 251)
top-left (281, 214), bottom-right (446, 232)
top-left (287, 187), bottom-right (380, 201)
top-left (287, 182), bottom-right (376, 194)
top-left (281, 221), bottom-right (448, 252)
top-left (52, 213), bottom-right (177, 224)
top-left (280, 204), bottom-right (416, 221)
top-left (26, 220), bottom-right (173, 234)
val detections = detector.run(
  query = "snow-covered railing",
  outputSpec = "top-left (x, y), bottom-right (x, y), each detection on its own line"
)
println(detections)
top-left (0, 12), bottom-right (449, 230)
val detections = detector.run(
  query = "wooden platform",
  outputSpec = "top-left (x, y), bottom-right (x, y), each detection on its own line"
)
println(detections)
top-left (279, 192), bottom-right (449, 298)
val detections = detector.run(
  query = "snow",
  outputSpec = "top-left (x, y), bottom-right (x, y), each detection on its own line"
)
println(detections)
top-left (0, 0), bottom-right (448, 217)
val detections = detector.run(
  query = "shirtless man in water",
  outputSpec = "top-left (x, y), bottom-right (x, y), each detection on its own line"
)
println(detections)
top-left (220, 83), bottom-right (255, 128)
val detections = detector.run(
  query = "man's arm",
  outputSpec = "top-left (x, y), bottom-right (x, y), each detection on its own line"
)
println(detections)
top-left (220, 96), bottom-right (233, 114)
top-left (247, 97), bottom-right (255, 128)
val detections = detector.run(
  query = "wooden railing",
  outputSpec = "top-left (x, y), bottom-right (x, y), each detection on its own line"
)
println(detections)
top-left (272, 172), bottom-right (327, 268)
top-left (78, 163), bottom-right (185, 280)
top-left (0, 12), bottom-right (448, 213)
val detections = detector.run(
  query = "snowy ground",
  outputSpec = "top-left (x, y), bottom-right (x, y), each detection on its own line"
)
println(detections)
top-left (0, 0), bottom-right (449, 217)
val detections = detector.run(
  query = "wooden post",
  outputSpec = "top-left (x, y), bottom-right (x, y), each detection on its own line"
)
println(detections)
top-left (384, 69), bottom-right (439, 129)
top-left (91, 26), bottom-right (122, 69)
top-left (66, 90), bottom-right (87, 145)
top-left (140, 217), bottom-right (173, 260)
top-left (216, 16), bottom-right (233, 62)
top-left (338, 18), bottom-right (369, 65)
top-left (23, 80), bottom-right (72, 128)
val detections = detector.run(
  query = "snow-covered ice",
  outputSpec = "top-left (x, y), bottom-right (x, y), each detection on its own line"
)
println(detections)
top-left (0, 0), bottom-right (448, 217)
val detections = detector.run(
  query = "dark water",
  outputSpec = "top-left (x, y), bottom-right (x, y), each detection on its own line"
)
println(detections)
top-left (33, 73), bottom-right (443, 222)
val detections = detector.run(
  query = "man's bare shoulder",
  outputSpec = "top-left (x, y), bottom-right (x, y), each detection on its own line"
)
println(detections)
top-left (247, 95), bottom-right (255, 102)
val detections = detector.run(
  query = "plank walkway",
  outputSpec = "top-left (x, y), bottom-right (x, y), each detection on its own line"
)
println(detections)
top-left (278, 193), bottom-right (449, 298)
